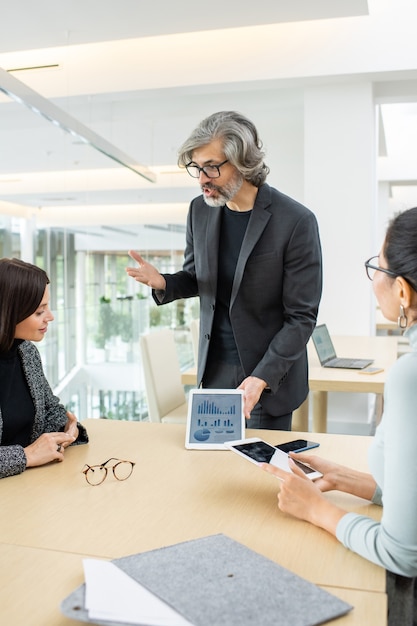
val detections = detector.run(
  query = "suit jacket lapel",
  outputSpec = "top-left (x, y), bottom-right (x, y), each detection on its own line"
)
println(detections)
top-left (230, 185), bottom-right (271, 307)
top-left (204, 205), bottom-right (222, 296)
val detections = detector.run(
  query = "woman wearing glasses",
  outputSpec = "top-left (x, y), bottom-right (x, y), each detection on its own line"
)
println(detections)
top-left (0, 258), bottom-right (88, 479)
top-left (263, 206), bottom-right (417, 624)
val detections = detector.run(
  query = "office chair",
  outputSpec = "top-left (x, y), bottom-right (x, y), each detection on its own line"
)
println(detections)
top-left (140, 328), bottom-right (188, 423)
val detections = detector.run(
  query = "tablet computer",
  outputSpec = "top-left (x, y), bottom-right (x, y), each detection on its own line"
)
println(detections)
top-left (185, 389), bottom-right (245, 450)
top-left (225, 438), bottom-right (323, 481)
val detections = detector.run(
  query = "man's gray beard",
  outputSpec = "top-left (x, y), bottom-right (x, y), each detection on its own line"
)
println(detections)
top-left (202, 172), bottom-right (243, 207)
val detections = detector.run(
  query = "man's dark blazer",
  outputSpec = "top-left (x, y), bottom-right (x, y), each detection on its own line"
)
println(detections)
top-left (154, 183), bottom-right (322, 416)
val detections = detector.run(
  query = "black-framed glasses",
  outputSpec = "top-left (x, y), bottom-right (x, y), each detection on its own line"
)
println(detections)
top-left (364, 256), bottom-right (398, 281)
top-left (185, 159), bottom-right (228, 179)
top-left (82, 458), bottom-right (135, 486)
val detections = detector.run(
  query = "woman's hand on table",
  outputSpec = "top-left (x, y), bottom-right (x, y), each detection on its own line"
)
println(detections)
top-left (24, 432), bottom-right (75, 467)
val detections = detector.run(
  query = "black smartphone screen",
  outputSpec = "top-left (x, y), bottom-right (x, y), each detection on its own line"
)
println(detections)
top-left (276, 439), bottom-right (319, 453)
top-left (232, 441), bottom-right (277, 463)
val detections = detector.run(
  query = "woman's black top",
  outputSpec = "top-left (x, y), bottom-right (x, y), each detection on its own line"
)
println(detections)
top-left (0, 339), bottom-right (35, 446)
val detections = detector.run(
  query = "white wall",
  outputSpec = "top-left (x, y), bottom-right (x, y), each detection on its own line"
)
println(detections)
top-left (304, 82), bottom-right (377, 335)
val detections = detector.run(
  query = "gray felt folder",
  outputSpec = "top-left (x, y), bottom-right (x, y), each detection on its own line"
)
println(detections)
top-left (61, 534), bottom-right (352, 626)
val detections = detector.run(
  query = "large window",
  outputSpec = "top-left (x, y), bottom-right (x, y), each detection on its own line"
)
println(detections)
top-left (36, 229), bottom-right (77, 387)
top-left (0, 216), bottom-right (20, 258)
top-left (30, 224), bottom-right (198, 421)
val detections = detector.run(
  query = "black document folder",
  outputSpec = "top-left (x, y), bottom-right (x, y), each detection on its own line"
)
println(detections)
top-left (61, 534), bottom-right (352, 626)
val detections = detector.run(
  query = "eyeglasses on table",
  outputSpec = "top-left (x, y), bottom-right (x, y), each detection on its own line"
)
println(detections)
top-left (82, 458), bottom-right (135, 486)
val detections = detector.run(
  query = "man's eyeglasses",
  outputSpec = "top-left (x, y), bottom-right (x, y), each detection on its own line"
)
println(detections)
top-left (364, 256), bottom-right (398, 281)
top-left (82, 458), bottom-right (135, 486)
top-left (185, 159), bottom-right (228, 179)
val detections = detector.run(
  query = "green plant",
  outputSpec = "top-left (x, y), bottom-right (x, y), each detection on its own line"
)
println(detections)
top-left (96, 390), bottom-right (146, 420)
top-left (118, 313), bottom-right (133, 342)
top-left (95, 296), bottom-right (114, 349)
top-left (149, 304), bottom-right (162, 327)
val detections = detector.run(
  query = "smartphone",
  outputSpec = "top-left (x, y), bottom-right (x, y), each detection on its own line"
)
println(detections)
top-left (226, 438), bottom-right (323, 481)
top-left (275, 439), bottom-right (319, 454)
top-left (358, 367), bottom-right (384, 375)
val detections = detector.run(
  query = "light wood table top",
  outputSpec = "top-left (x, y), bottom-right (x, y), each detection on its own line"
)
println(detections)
top-left (181, 365), bottom-right (198, 386)
top-left (307, 334), bottom-right (398, 394)
top-left (307, 335), bottom-right (398, 431)
top-left (0, 419), bottom-right (387, 625)
top-left (0, 420), bottom-right (384, 593)
top-left (0, 542), bottom-right (387, 626)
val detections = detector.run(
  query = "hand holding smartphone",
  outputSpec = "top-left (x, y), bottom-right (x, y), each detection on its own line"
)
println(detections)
top-left (226, 438), bottom-right (323, 481)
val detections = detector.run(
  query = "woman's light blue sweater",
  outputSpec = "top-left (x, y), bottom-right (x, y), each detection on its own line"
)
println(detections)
top-left (337, 324), bottom-right (417, 576)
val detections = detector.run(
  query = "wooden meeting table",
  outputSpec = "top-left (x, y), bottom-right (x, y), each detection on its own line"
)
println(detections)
top-left (0, 419), bottom-right (387, 625)
top-left (306, 334), bottom-right (398, 431)
top-left (181, 335), bottom-right (399, 432)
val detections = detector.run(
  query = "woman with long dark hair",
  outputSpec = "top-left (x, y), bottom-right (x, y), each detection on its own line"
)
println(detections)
top-left (0, 258), bottom-right (87, 479)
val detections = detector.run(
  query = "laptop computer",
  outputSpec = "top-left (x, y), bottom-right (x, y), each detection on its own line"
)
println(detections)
top-left (311, 324), bottom-right (374, 369)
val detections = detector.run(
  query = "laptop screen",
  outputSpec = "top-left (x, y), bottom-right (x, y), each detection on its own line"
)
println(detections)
top-left (312, 325), bottom-right (337, 364)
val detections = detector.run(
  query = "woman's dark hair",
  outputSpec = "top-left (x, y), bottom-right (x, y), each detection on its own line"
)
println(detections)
top-left (0, 258), bottom-right (50, 352)
top-left (384, 207), bottom-right (417, 293)
top-left (178, 111), bottom-right (270, 187)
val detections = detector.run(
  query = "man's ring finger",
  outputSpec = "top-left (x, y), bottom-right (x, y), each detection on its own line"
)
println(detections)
top-left (57, 444), bottom-right (62, 452)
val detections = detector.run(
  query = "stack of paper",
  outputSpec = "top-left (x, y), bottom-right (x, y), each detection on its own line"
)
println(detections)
top-left (83, 559), bottom-right (192, 625)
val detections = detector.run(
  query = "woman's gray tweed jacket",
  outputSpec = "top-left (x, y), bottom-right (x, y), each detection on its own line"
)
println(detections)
top-left (0, 340), bottom-right (88, 478)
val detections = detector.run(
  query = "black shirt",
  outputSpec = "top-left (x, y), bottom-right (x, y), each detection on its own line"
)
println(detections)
top-left (208, 206), bottom-right (251, 364)
top-left (0, 340), bottom-right (35, 446)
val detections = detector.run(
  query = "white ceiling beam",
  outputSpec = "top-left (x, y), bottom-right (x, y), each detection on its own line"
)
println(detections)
top-left (0, 67), bottom-right (156, 183)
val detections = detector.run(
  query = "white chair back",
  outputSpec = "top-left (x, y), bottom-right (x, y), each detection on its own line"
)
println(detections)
top-left (140, 329), bottom-right (187, 423)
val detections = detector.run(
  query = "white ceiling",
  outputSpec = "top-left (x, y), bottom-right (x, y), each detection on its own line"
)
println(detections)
top-left (0, 1), bottom-right (369, 50)
top-left (0, 0), bottom-right (417, 248)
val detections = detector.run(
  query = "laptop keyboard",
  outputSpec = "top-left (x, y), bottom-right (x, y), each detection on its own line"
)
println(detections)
top-left (325, 358), bottom-right (371, 369)
top-left (333, 358), bottom-right (360, 367)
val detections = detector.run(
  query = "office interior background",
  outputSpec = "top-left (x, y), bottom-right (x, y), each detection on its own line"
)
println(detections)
top-left (1, 0), bottom-right (416, 432)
